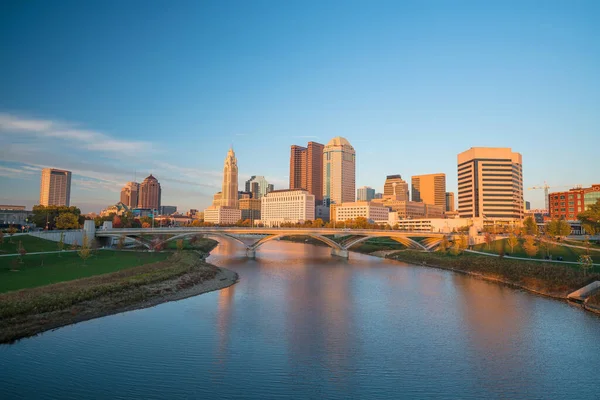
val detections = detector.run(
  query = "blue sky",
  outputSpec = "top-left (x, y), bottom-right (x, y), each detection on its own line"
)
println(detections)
top-left (1, 0), bottom-right (598, 213)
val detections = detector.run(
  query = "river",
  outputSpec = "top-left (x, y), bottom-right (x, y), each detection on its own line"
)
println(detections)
top-left (1, 240), bottom-right (600, 399)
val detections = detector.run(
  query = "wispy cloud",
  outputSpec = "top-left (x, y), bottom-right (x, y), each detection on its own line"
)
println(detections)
top-left (0, 113), bottom-right (152, 155)
top-left (0, 165), bottom-right (36, 178)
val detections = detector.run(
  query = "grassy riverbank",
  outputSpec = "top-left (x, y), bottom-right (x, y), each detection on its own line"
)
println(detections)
top-left (387, 250), bottom-right (600, 298)
top-left (0, 251), bottom-right (170, 293)
top-left (0, 251), bottom-right (237, 344)
top-left (472, 238), bottom-right (600, 263)
top-left (0, 235), bottom-right (61, 254)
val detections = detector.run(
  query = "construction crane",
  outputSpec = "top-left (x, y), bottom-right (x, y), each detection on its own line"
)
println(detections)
top-left (527, 182), bottom-right (582, 211)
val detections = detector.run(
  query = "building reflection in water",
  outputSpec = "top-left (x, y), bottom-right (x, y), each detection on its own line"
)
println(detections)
top-left (453, 274), bottom-right (536, 392)
top-left (215, 284), bottom-right (236, 365)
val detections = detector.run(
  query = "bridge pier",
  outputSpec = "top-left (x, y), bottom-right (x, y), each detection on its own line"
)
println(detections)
top-left (246, 248), bottom-right (256, 259)
top-left (331, 248), bottom-right (349, 259)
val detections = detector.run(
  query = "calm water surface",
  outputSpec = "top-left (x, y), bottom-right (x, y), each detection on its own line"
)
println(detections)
top-left (1, 240), bottom-right (600, 399)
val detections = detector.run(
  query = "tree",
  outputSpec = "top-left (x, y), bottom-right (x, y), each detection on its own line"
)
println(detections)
top-left (151, 237), bottom-right (164, 253)
top-left (523, 236), bottom-right (538, 258)
top-left (557, 219), bottom-right (571, 237)
top-left (578, 198), bottom-right (600, 236)
top-left (484, 232), bottom-right (494, 249)
top-left (312, 218), bottom-right (325, 228)
top-left (584, 235), bottom-right (591, 255)
top-left (0, 230), bottom-right (3, 245)
top-left (523, 216), bottom-right (539, 236)
top-left (117, 234), bottom-right (126, 250)
top-left (496, 240), bottom-right (505, 259)
top-left (546, 219), bottom-right (571, 238)
top-left (78, 233), bottom-right (92, 266)
top-left (578, 255), bottom-right (593, 277)
top-left (507, 233), bottom-right (519, 253)
top-left (55, 212), bottom-right (80, 230)
top-left (57, 232), bottom-right (65, 256)
top-left (450, 240), bottom-right (462, 256)
top-left (176, 239), bottom-right (185, 252)
top-left (7, 225), bottom-right (17, 243)
top-left (538, 237), bottom-right (550, 259)
top-left (142, 222), bottom-right (151, 229)
top-left (438, 236), bottom-right (450, 252)
top-left (458, 234), bottom-right (469, 251)
top-left (17, 240), bottom-right (26, 264)
top-left (32, 205), bottom-right (81, 230)
top-left (113, 215), bottom-right (123, 228)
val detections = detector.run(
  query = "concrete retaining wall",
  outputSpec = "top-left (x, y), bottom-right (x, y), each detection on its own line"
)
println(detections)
top-left (28, 230), bottom-right (84, 246)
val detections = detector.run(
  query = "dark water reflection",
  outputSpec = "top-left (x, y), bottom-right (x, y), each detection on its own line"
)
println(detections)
top-left (1, 240), bottom-right (599, 399)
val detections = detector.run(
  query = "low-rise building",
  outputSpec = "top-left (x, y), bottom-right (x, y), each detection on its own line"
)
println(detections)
top-left (370, 198), bottom-right (445, 220)
top-left (0, 205), bottom-right (32, 227)
top-left (159, 205), bottom-right (177, 215)
top-left (239, 198), bottom-right (261, 221)
top-left (332, 201), bottom-right (389, 223)
top-left (260, 189), bottom-right (315, 227)
top-left (203, 206), bottom-right (242, 225)
top-left (385, 217), bottom-right (482, 233)
top-left (549, 184), bottom-right (600, 221)
top-left (100, 202), bottom-right (131, 217)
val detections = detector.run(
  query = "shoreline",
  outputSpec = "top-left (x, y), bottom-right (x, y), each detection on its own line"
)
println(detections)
top-left (0, 252), bottom-right (238, 344)
top-left (373, 250), bottom-right (600, 316)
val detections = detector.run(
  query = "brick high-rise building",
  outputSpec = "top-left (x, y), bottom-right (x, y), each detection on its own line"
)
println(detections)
top-left (138, 174), bottom-right (161, 210)
top-left (457, 147), bottom-right (524, 220)
top-left (39, 168), bottom-right (71, 206)
top-left (289, 141), bottom-right (324, 203)
top-left (120, 181), bottom-right (139, 208)
top-left (412, 173), bottom-right (446, 208)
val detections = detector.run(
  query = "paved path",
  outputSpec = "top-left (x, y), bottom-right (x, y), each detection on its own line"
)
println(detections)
top-left (465, 249), bottom-right (600, 266)
top-left (540, 239), bottom-right (600, 253)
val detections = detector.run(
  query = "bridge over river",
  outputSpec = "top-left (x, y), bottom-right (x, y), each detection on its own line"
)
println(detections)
top-left (94, 227), bottom-right (453, 258)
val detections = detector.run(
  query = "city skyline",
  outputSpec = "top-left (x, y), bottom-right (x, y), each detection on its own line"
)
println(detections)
top-left (1, 1), bottom-right (599, 213)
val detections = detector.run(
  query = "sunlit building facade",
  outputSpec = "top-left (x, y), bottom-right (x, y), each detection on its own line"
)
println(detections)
top-left (412, 173), bottom-right (446, 208)
top-left (138, 174), bottom-right (161, 210)
top-left (260, 189), bottom-right (315, 227)
top-left (323, 137), bottom-right (355, 206)
top-left (39, 168), bottom-right (71, 207)
top-left (457, 147), bottom-right (524, 220)
top-left (120, 181), bottom-right (139, 208)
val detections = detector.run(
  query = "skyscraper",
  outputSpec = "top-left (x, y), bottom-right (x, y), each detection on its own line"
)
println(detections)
top-left (39, 168), bottom-right (71, 206)
top-left (383, 175), bottom-right (409, 201)
top-left (457, 147), bottom-right (524, 220)
top-left (289, 141), bottom-right (324, 203)
top-left (446, 192), bottom-right (455, 212)
top-left (357, 186), bottom-right (375, 201)
top-left (120, 181), bottom-right (139, 208)
top-left (245, 175), bottom-right (272, 199)
top-left (221, 147), bottom-right (238, 208)
top-left (138, 174), bottom-right (161, 210)
top-left (323, 137), bottom-right (355, 206)
top-left (411, 173), bottom-right (446, 207)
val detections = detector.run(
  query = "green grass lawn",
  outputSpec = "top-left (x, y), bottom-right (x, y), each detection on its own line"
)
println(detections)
top-left (473, 238), bottom-right (600, 263)
top-left (0, 251), bottom-right (169, 293)
top-left (0, 235), bottom-right (62, 255)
